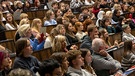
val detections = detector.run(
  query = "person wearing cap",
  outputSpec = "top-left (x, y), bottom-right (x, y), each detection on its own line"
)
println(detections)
top-left (0, 50), bottom-right (12, 76)
top-left (122, 24), bottom-right (135, 42)
top-left (17, 24), bottom-right (45, 51)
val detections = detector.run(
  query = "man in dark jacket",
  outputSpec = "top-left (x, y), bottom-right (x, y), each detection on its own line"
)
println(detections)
top-left (80, 24), bottom-right (99, 54)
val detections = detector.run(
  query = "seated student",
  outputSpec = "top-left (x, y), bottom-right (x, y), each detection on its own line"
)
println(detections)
top-left (122, 24), bottom-right (135, 42)
top-left (8, 68), bottom-right (33, 76)
top-left (52, 35), bottom-right (68, 52)
top-left (44, 10), bottom-right (57, 26)
top-left (38, 59), bottom-right (63, 76)
top-left (75, 22), bottom-right (86, 40)
top-left (13, 38), bottom-right (41, 75)
top-left (50, 52), bottom-right (69, 76)
top-left (91, 38), bottom-right (122, 76)
top-left (67, 49), bottom-right (93, 76)
top-left (121, 40), bottom-right (135, 71)
top-left (17, 24), bottom-right (45, 51)
top-left (80, 48), bottom-right (97, 76)
top-left (64, 22), bottom-right (79, 45)
top-left (0, 50), bottom-right (12, 76)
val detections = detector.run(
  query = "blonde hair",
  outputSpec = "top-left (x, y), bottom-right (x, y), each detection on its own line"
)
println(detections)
top-left (20, 13), bottom-right (28, 20)
top-left (45, 10), bottom-right (54, 20)
top-left (31, 18), bottom-right (42, 32)
top-left (52, 35), bottom-right (66, 52)
top-left (19, 18), bottom-right (30, 27)
top-left (17, 24), bottom-right (31, 37)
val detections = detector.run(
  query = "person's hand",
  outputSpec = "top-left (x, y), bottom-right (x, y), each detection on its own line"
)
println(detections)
top-left (99, 50), bottom-right (108, 57)
top-left (35, 34), bottom-right (41, 40)
top-left (114, 72), bottom-right (122, 76)
top-left (7, 59), bottom-right (12, 69)
top-left (70, 45), bottom-right (78, 50)
top-left (114, 40), bottom-right (118, 46)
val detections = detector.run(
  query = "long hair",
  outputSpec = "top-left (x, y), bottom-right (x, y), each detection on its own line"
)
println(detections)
top-left (6, 13), bottom-right (18, 29)
top-left (123, 40), bottom-right (133, 57)
top-left (15, 38), bottom-right (28, 57)
top-left (99, 28), bottom-right (111, 46)
top-left (80, 48), bottom-right (93, 73)
top-left (31, 18), bottom-right (42, 32)
top-left (52, 35), bottom-right (66, 52)
top-left (0, 12), bottom-right (5, 28)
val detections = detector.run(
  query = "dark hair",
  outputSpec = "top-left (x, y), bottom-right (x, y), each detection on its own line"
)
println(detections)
top-left (15, 38), bottom-right (28, 57)
top-left (80, 48), bottom-right (93, 73)
top-left (67, 50), bottom-right (81, 67)
top-left (123, 40), bottom-right (132, 57)
top-left (38, 59), bottom-right (60, 76)
top-left (50, 52), bottom-right (66, 64)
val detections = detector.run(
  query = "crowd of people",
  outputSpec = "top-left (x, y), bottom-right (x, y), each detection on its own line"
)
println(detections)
top-left (1, 0), bottom-right (135, 76)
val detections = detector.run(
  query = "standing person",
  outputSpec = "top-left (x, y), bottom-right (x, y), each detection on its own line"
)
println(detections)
top-left (0, 50), bottom-right (12, 76)
top-left (13, 38), bottom-right (41, 75)
top-left (67, 49), bottom-right (93, 76)
top-left (92, 38), bottom-right (122, 76)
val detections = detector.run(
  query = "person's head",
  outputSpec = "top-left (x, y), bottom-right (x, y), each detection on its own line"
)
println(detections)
top-left (81, 6), bottom-right (88, 14)
top-left (8, 68), bottom-right (33, 76)
top-left (113, 4), bottom-right (121, 10)
top-left (122, 24), bottom-right (131, 34)
top-left (50, 52), bottom-right (69, 72)
top-left (92, 38), bottom-right (106, 52)
top-left (38, 59), bottom-right (62, 76)
top-left (51, 1), bottom-right (58, 10)
top-left (67, 15), bottom-right (78, 24)
top-left (101, 17), bottom-right (111, 28)
top-left (123, 40), bottom-right (133, 56)
top-left (99, 28), bottom-right (109, 40)
top-left (64, 22), bottom-right (73, 33)
top-left (59, 2), bottom-right (65, 12)
top-left (106, 11), bottom-right (112, 18)
top-left (46, 10), bottom-right (55, 20)
top-left (14, 1), bottom-right (23, 8)
top-left (17, 24), bottom-right (31, 38)
top-left (54, 9), bottom-right (62, 18)
top-left (56, 16), bottom-right (63, 24)
top-left (24, 1), bottom-right (30, 8)
top-left (113, 9), bottom-right (120, 16)
top-left (97, 11), bottom-right (105, 20)
top-left (87, 25), bottom-right (99, 39)
top-left (55, 24), bottom-right (66, 35)
top-left (128, 6), bottom-right (134, 13)
top-left (0, 50), bottom-right (11, 70)
top-left (15, 38), bottom-right (33, 57)
top-left (75, 21), bottom-right (83, 31)
top-left (67, 50), bottom-right (84, 69)
top-left (20, 13), bottom-right (28, 20)
top-left (6, 13), bottom-right (13, 23)
top-left (83, 18), bottom-right (93, 31)
top-left (19, 18), bottom-right (30, 27)
top-left (31, 18), bottom-right (42, 32)
top-left (80, 48), bottom-right (92, 64)
top-left (52, 35), bottom-right (66, 52)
